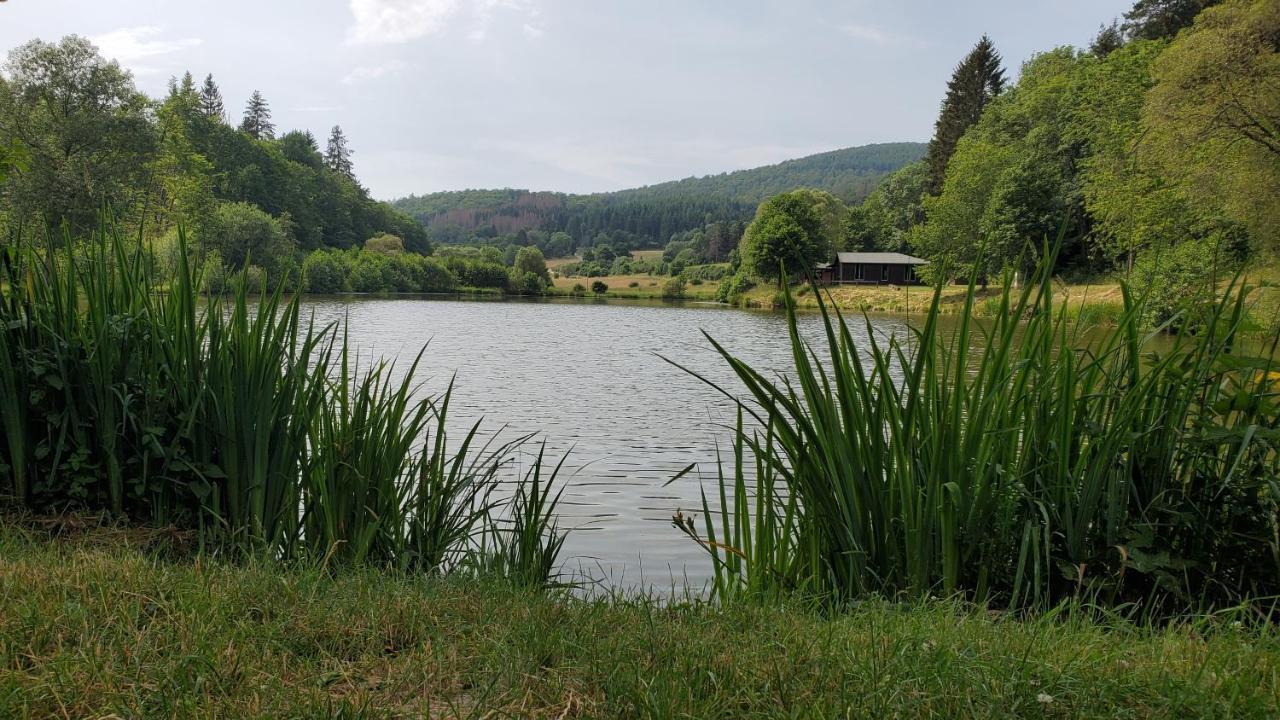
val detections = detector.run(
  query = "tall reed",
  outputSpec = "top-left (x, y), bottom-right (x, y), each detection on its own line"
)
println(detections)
top-left (0, 222), bottom-right (568, 580)
top-left (675, 249), bottom-right (1280, 614)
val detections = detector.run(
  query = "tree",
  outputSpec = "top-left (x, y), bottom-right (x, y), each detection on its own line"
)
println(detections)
top-left (513, 245), bottom-right (551, 283)
top-left (924, 35), bottom-right (1007, 193)
top-left (847, 161), bottom-right (929, 252)
top-left (1143, 0), bottom-right (1280, 252)
top-left (739, 190), bottom-right (842, 280)
top-left (199, 74), bottom-right (225, 122)
top-left (325, 125), bottom-right (353, 178)
top-left (1090, 20), bottom-right (1126, 56)
top-left (1122, 0), bottom-right (1221, 40)
top-left (0, 36), bottom-right (156, 233)
top-left (364, 232), bottom-right (405, 254)
top-left (239, 90), bottom-right (275, 140)
top-left (280, 130), bottom-right (322, 168)
top-left (202, 201), bottom-right (296, 279)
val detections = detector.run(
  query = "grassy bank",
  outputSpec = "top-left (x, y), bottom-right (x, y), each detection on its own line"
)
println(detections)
top-left (549, 274), bottom-right (722, 301)
top-left (3, 530), bottom-right (1279, 719)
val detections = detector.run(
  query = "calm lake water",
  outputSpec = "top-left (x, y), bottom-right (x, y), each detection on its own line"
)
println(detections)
top-left (301, 295), bottom-right (915, 592)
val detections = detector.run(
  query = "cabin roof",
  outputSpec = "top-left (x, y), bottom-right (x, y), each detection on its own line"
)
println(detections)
top-left (836, 252), bottom-right (929, 265)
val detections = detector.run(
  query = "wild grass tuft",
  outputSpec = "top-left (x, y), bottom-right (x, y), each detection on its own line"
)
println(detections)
top-left (674, 247), bottom-right (1280, 616)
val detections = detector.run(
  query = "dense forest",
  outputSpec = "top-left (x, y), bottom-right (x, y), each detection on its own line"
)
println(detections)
top-left (392, 143), bottom-right (924, 249)
top-left (0, 37), bottom-right (428, 281)
top-left (717, 0), bottom-right (1279, 326)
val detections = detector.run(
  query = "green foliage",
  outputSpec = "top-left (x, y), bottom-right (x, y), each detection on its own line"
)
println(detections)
top-left (661, 277), bottom-right (687, 299)
top-left (925, 36), bottom-right (1007, 193)
top-left (915, 48), bottom-right (1090, 281)
top-left (715, 273), bottom-right (756, 303)
top-left (1131, 232), bottom-right (1245, 328)
top-left (674, 248), bottom-right (1279, 616)
top-left (0, 37), bottom-right (156, 235)
top-left (203, 201), bottom-right (297, 281)
top-left (740, 189), bottom-right (845, 280)
top-left (0, 224), bottom-right (563, 576)
top-left (444, 256), bottom-right (509, 289)
top-left (845, 161), bottom-right (928, 252)
top-left (302, 247), bottom-right (454, 294)
top-left (506, 268), bottom-right (547, 296)
top-left (590, 280), bottom-right (608, 294)
top-left (364, 232), bottom-right (406, 255)
top-left (513, 246), bottom-right (551, 283)
top-left (1142, 0), bottom-right (1280, 255)
top-left (1123, 0), bottom-right (1223, 39)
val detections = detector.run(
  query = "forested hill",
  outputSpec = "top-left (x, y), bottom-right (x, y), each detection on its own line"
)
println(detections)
top-left (392, 142), bottom-right (924, 246)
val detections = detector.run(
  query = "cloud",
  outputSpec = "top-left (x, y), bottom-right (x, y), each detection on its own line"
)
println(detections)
top-left (522, 23), bottom-right (545, 39)
top-left (341, 60), bottom-right (409, 85)
top-left (347, 0), bottom-right (538, 45)
top-left (294, 105), bottom-right (347, 113)
top-left (837, 23), bottom-right (926, 49)
top-left (89, 26), bottom-right (201, 74)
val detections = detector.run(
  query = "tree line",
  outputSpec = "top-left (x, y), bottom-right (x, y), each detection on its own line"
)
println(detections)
top-left (730, 0), bottom-right (1277, 324)
top-left (0, 36), bottom-right (427, 282)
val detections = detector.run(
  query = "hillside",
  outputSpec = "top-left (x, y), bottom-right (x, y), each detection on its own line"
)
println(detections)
top-left (392, 142), bottom-right (924, 246)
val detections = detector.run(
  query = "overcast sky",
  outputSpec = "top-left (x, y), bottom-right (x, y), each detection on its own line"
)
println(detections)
top-left (2, 1), bottom-right (1131, 199)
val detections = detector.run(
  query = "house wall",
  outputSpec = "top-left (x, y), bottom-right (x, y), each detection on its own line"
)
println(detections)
top-left (834, 262), bottom-right (923, 286)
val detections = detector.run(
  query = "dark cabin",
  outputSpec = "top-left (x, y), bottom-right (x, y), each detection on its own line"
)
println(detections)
top-left (826, 252), bottom-right (928, 286)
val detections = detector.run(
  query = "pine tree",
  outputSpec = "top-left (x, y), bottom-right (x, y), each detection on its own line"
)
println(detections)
top-left (1121, 0), bottom-right (1220, 41)
top-left (199, 74), bottom-right (225, 122)
top-left (1090, 20), bottom-right (1125, 57)
top-left (325, 125), bottom-right (354, 177)
top-left (239, 90), bottom-right (275, 140)
top-left (924, 35), bottom-right (1006, 194)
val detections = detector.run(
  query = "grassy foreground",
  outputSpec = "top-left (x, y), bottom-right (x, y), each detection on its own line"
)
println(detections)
top-left (2, 531), bottom-right (1279, 718)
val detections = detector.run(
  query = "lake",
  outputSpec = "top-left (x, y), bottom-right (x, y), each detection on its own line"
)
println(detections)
top-left (301, 295), bottom-right (915, 592)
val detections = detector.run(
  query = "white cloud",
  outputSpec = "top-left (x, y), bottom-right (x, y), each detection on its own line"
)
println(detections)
top-left (837, 23), bottom-right (926, 49)
top-left (341, 60), bottom-right (409, 85)
top-left (294, 105), bottom-right (347, 113)
top-left (89, 26), bottom-right (201, 75)
top-left (347, 0), bottom-right (538, 45)
top-left (522, 23), bottom-right (545, 39)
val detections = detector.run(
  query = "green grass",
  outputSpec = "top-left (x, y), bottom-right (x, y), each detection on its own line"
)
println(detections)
top-left (2, 529), bottom-right (1278, 719)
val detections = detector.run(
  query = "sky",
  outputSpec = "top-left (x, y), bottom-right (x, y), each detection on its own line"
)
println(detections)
top-left (1, 0), bottom-right (1133, 200)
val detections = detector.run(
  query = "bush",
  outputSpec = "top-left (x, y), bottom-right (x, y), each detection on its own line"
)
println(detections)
top-left (715, 273), bottom-right (756, 303)
top-left (661, 277), bottom-right (687, 299)
top-left (507, 269), bottom-right (546, 296)
top-left (591, 280), bottom-right (608, 294)
top-left (628, 281), bottom-right (640, 288)
top-left (364, 233), bottom-right (405, 255)
top-left (570, 283), bottom-right (587, 296)
top-left (1133, 235), bottom-right (1241, 330)
top-left (302, 249), bottom-right (351, 293)
top-left (445, 257), bottom-right (509, 289)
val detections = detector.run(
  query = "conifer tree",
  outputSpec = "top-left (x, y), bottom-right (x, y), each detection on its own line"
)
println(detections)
top-left (924, 35), bottom-right (1006, 194)
top-left (325, 125), bottom-right (354, 177)
top-left (1122, 0), bottom-right (1220, 41)
top-left (1091, 20), bottom-right (1125, 57)
top-left (199, 74), bottom-right (225, 122)
top-left (239, 90), bottom-right (275, 140)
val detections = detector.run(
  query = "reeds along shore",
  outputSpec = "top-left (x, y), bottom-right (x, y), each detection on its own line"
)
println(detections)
top-left (3, 225), bottom-right (1280, 619)
top-left (0, 225), bottom-right (567, 586)
top-left (674, 247), bottom-right (1280, 617)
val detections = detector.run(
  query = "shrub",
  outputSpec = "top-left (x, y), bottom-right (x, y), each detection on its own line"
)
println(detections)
top-left (364, 233), bottom-right (405, 255)
top-left (628, 281), bottom-right (640, 288)
top-left (302, 249), bottom-right (351, 293)
top-left (715, 273), bottom-right (756, 303)
top-left (507, 269), bottom-right (546, 296)
top-left (661, 277), bottom-right (686, 299)
top-left (591, 280), bottom-right (608, 294)
top-left (570, 283), bottom-right (587, 296)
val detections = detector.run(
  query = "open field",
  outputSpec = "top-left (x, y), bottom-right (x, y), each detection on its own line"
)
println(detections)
top-left (2, 529), bottom-right (1278, 719)
top-left (736, 269), bottom-right (1280, 329)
